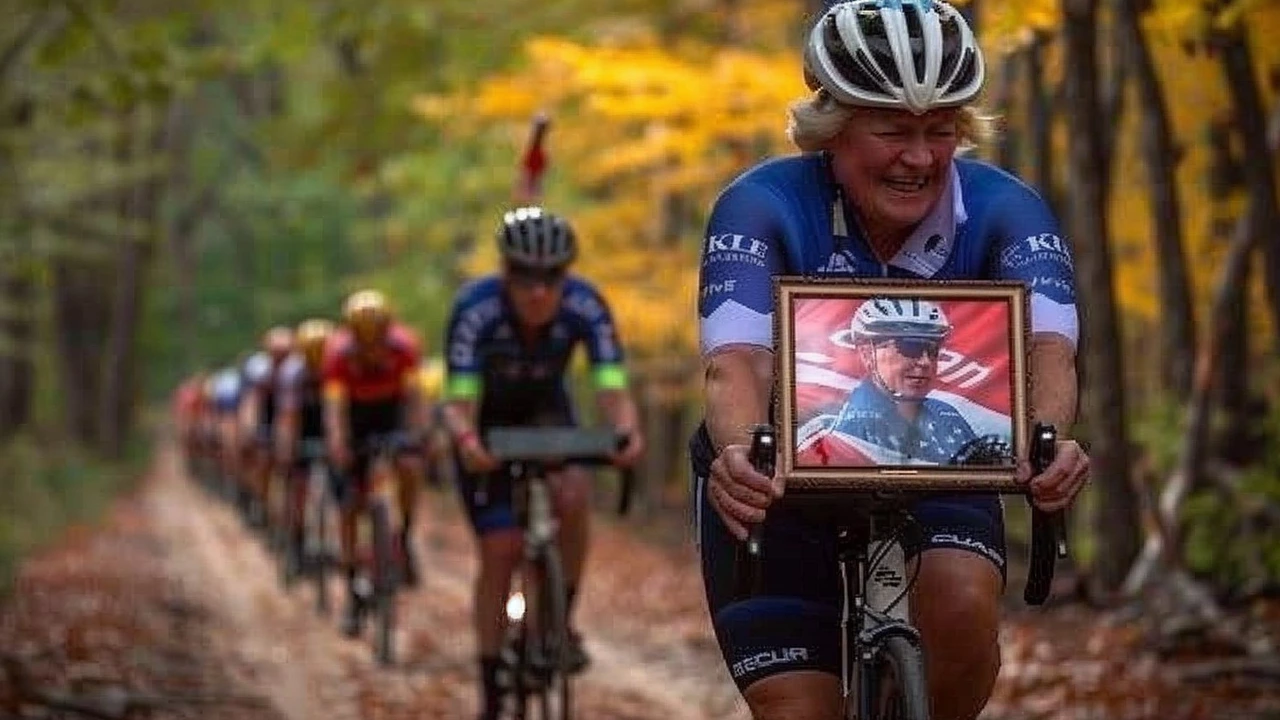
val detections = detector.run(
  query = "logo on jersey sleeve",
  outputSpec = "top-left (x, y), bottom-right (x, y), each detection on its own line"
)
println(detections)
top-left (702, 233), bottom-right (769, 268)
top-left (448, 297), bottom-right (503, 368)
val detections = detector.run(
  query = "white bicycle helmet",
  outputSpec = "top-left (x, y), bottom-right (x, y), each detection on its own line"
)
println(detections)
top-left (804, 0), bottom-right (985, 115)
top-left (851, 297), bottom-right (951, 342)
top-left (498, 206), bottom-right (577, 270)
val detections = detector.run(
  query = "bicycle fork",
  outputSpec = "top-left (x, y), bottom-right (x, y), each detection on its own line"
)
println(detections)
top-left (839, 520), bottom-right (917, 720)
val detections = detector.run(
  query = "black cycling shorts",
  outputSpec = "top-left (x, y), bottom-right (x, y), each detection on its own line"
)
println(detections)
top-left (453, 400), bottom-right (576, 536)
top-left (689, 422), bottom-right (1006, 691)
top-left (339, 398), bottom-right (408, 503)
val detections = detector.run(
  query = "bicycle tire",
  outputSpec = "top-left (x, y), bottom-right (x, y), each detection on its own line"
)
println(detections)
top-left (535, 546), bottom-right (571, 720)
top-left (876, 636), bottom-right (930, 720)
top-left (370, 497), bottom-right (398, 666)
top-left (311, 462), bottom-right (332, 616)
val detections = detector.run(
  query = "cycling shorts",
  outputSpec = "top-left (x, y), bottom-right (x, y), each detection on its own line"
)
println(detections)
top-left (453, 401), bottom-right (575, 536)
top-left (688, 422), bottom-right (1006, 691)
top-left (337, 398), bottom-right (410, 504)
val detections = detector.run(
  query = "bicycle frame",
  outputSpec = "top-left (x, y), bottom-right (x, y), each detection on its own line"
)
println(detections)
top-left (736, 423), bottom-right (1063, 720)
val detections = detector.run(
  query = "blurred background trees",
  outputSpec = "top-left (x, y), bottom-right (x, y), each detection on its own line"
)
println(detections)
top-left (1, 0), bottom-right (1279, 607)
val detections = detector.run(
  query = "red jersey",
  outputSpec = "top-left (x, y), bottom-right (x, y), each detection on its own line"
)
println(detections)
top-left (322, 322), bottom-right (422, 404)
top-left (173, 378), bottom-right (204, 422)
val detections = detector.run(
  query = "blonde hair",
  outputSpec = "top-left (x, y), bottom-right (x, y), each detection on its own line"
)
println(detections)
top-left (786, 91), bottom-right (999, 154)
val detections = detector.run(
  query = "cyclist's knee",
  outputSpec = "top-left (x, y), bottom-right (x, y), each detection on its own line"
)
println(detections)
top-left (551, 468), bottom-right (591, 512)
top-left (914, 549), bottom-right (1002, 718)
top-left (742, 671), bottom-right (841, 720)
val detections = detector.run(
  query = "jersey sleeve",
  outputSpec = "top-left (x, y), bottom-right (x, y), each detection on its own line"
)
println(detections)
top-left (276, 356), bottom-right (304, 411)
top-left (443, 295), bottom-right (484, 401)
top-left (988, 185), bottom-right (1080, 346)
top-left (564, 281), bottom-right (628, 390)
top-left (391, 323), bottom-right (424, 379)
top-left (698, 181), bottom-right (788, 356)
top-left (321, 334), bottom-right (351, 400)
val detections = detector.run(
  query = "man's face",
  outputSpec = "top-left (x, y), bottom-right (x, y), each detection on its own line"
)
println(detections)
top-left (503, 264), bottom-right (566, 329)
top-left (861, 336), bottom-right (942, 401)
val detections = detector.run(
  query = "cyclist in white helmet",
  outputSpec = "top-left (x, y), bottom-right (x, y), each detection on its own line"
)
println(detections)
top-left (800, 297), bottom-right (982, 466)
top-left (691, 2), bottom-right (1091, 718)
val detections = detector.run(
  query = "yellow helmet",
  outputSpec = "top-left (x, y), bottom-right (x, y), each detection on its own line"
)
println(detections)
top-left (342, 289), bottom-right (392, 345)
top-left (296, 318), bottom-right (335, 367)
top-left (418, 356), bottom-right (445, 399)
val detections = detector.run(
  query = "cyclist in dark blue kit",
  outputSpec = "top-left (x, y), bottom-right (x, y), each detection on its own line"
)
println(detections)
top-left (691, 2), bottom-right (1092, 719)
top-left (441, 207), bottom-right (646, 720)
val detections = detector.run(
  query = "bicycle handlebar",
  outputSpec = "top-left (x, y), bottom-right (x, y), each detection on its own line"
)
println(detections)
top-left (733, 423), bottom-right (1067, 606)
top-left (485, 426), bottom-right (627, 466)
top-left (482, 426), bottom-right (635, 517)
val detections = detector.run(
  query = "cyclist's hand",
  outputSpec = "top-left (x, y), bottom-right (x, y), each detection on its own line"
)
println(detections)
top-left (1021, 439), bottom-right (1090, 512)
top-left (611, 428), bottom-right (645, 469)
top-left (708, 443), bottom-right (784, 541)
top-left (459, 436), bottom-right (500, 474)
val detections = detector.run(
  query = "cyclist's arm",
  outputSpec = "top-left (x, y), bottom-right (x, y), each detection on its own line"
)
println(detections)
top-left (274, 366), bottom-right (301, 461)
top-left (398, 330), bottom-right (430, 437)
top-left (571, 283), bottom-right (641, 436)
top-left (238, 387), bottom-right (261, 436)
top-left (990, 185), bottom-right (1080, 437)
top-left (321, 351), bottom-right (351, 453)
top-left (441, 298), bottom-right (485, 447)
top-left (698, 182), bottom-right (787, 451)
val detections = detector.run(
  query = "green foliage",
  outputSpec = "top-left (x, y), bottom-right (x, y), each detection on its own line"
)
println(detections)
top-left (0, 432), bottom-right (142, 598)
top-left (1182, 406), bottom-right (1280, 592)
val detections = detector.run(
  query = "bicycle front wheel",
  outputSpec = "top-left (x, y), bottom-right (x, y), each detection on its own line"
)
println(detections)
top-left (370, 497), bottom-right (398, 667)
top-left (533, 546), bottom-right (571, 720)
top-left (876, 636), bottom-right (930, 720)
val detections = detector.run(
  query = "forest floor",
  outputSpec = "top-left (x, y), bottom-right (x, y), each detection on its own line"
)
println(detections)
top-left (1, 442), bottom-right (1278, 719)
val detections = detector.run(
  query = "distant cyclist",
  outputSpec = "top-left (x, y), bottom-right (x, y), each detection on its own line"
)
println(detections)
top-left (208, 362), bottom-right (247, 486)
top-left (274, 318), bottom-right (336, 578)
top-left (691, 2), bottom-right (1091, 719)
top-left (322, 289), bottom-right (430, 636)
top-left (441, 206), bottom-right (645, 720)
top-left (240, 327), bottom-right (295, 528)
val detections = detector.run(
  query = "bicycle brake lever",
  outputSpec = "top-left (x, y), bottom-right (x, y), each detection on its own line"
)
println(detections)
top-left (745, 425), bottom-right (776, 558)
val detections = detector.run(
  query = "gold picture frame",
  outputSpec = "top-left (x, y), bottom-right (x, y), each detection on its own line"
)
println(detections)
top-left (774, 277), bottom-right (1031, 493)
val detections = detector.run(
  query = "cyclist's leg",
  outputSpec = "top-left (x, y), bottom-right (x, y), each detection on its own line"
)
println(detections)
top-left (454, 453), bottom-right (521, 718)
top-left (692, 438), bottom-right (843, 720)
top-left (908, 496), bottom-right (1006, 720)
top-left (548, 464), bottom-right (590, 667)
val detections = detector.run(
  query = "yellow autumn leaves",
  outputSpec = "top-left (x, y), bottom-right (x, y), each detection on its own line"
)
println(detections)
top-left (412, 0), bottom-right (1280, 358)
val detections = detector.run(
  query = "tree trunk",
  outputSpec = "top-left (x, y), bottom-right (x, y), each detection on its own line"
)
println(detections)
top-left (994, 49), bottom-right (1021, 170)
top-left (1214, 20), bottom-right (1280, 354)
top-left (1025, 32), bottom-right (1058, 210)
top-left (97, 104), bottom-right (164, 458)
top-left (0, 97), bottom-right (35, 440)
top-left (1115, 0), bottom-right (1196, 395)
top-left (1061, 0), bottom-right (1141, 593)
top-left (52, 262), bottom-right (110, 445)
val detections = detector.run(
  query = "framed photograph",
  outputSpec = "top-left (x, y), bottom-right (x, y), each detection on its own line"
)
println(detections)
top-left (775, 277), bottom-right (1030, 493)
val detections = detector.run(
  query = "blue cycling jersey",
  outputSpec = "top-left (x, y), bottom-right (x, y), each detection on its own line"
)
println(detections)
top-left (698, 153), bottom-right (1078, 354)
top-left (830, 380), bottom-right (977, 464)
top-left (211, 367), bottom-right (244, 413)
top-left (443, 274), bottom-right (629, 428)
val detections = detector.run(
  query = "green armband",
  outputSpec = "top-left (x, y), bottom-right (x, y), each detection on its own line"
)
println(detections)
top-left (593, 363), bottom-right (628, 390)
top-left (445, 373), bottom-right (481, 400)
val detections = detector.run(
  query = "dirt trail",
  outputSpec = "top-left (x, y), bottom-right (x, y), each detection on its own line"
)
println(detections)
top-left (3, 444), bottom-right (1278, 720)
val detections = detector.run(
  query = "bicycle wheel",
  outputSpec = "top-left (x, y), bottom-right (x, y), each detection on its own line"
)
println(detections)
top-left (533, 546), bottom-right (571, 720)
top-left (309, 461), bottom-right (332, 616)
top-left (370, 496), bottom-right (398, 666)
top-left (875, 636), bottom-right (930, 720)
